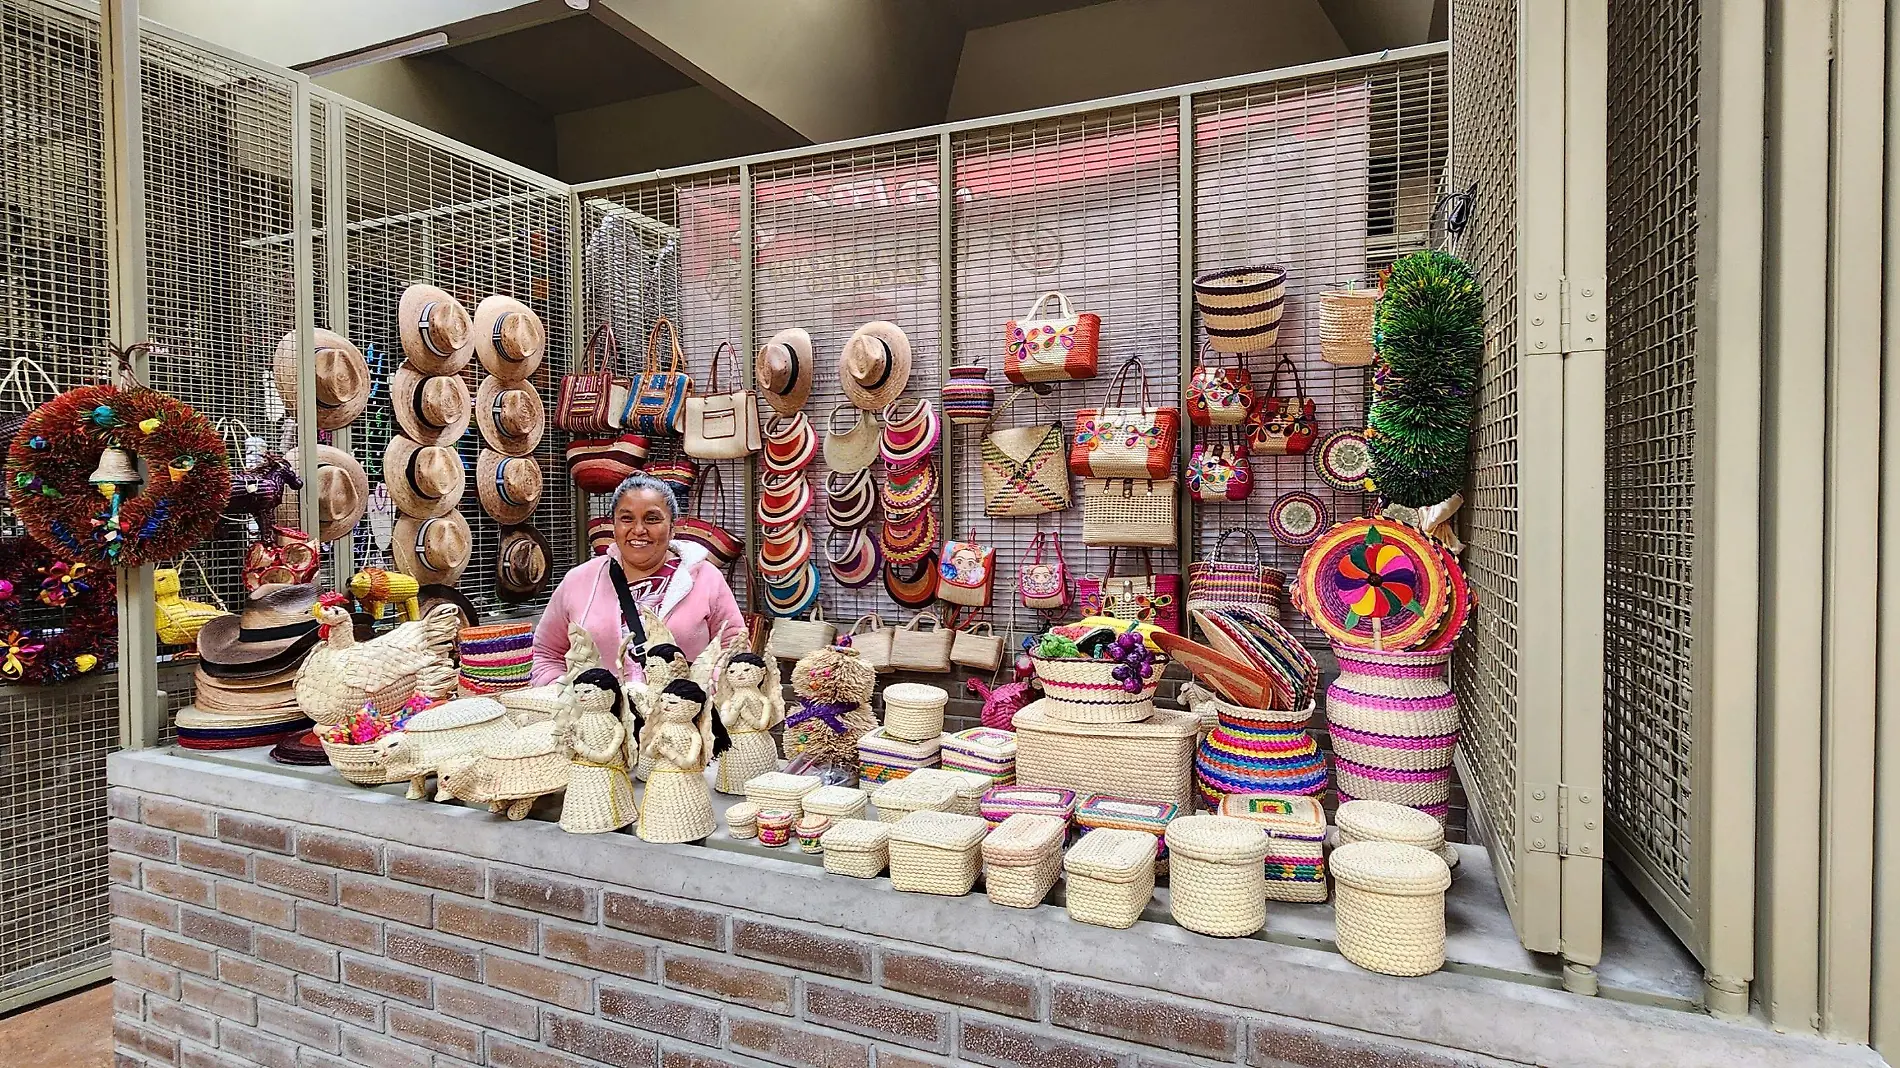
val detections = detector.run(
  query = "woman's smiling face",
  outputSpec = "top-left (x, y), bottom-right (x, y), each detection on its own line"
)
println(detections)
top-left (613, 486), bottom-right (674, 571)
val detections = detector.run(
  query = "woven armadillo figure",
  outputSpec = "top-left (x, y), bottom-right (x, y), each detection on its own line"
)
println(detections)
top-left (967, 676), bottom-right (1038, 732)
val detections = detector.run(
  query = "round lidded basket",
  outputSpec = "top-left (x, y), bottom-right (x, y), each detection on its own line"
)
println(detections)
top-left (1165, 815), bottom-right (1271, 938)
top-left (1329, 841), bottom-right (1452, 977)
top-left (1318, 285), bottom-right (1380, 366)
top-left (1335, 798), bottom-right (1460, 869)
top-left (726, 802), bottom-right (761, 840)
top-left (1029, 655), bottom-right (1159, 724)
top-left (796, 814), bottom-right (832, 853)
top-left (882, 682), bottom-right (950, 743)
top-left (1194, 265), bottom-right (1289, 353)
top-left (757, 809), bottom-right (796, 847)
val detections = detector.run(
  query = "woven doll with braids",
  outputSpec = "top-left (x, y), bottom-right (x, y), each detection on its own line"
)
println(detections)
top-left (634, 677), bottom-right (730, 843)
top-left (712, 651), bottom-right (783, 794)
top-left (783, 644), bottom-right (876, 785)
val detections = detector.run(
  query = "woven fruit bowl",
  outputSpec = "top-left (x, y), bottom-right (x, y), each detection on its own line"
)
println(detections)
top-left (1029, 654), bottom-right (1162, 724)
top-left (320, 734), bottom-right (407, 786)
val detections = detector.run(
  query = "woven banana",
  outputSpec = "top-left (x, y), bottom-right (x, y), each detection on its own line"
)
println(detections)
top-left (887, 811), bottom-right (989, 896)
top-left (820, 819), bottom-right (891, 878)
top-left (1063, 828), bottom-right (1157, 929)
top-left (982, 813), bottom-right (1065, 909)
top-left (1165, 815), bottom-right (1269, 937)
top-left (1329, 841), bottom-right (1452, 977)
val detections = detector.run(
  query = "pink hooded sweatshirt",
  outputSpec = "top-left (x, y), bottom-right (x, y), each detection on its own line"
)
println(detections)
top-left (530, 540), bottom-right (746, 686)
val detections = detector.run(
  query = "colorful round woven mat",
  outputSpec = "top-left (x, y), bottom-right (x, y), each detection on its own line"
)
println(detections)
top-left (1417, 547), bottom-right (1472, 653)
top-left (1295, 518), bottom-right (1449, 650)
top-left (1314, 428), bottom-right (1372, 492)
top-left (1267, 491), bottom-right (1327, 547)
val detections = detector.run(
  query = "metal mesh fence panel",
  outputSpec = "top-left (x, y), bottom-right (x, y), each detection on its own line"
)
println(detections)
top-left (753, 140), bottom-right (944, 627)
top-left (1450, 0), bottom-right (1522, 882)
top-left (1603, 0), bottom-right (1699, 907)
top-left (1191, 56), bottom-right (1448, 647)
top-left (0, 0), bottom-right (116, 1007)
top-left (578, 173), bottom-right (748, 608)
top-left (952, 105), bottom-right (1178, 646)
top-left (337, 106), bottom-right (572, 621)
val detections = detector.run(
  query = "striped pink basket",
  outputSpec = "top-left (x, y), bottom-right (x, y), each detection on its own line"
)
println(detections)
top-left (1323, 644), bottom-right (1458, 825)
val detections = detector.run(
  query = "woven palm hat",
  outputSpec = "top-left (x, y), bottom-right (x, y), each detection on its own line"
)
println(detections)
top-left (496, 525), bottom-right (552, 601)
top-left (385, 434), bottom-right (467, 520)
top-left (197, 583), bottom-right (322, 667)
top-left (841, 321), bottom-right (911, 410)
top-left (283, 443), bottom-right (370, 544)
top-left (180, 686), bottom-right (303, 720)
top-left (757, 327), bottom-right (814, 416)
top-left (393, 511), bottom-right (473, 586)
top-left (190, 662), bottom-right (301, 693)
top-left (419, 583), bottom-right (479, 630)
top-left (390, 362), bottom-right (472, 447)
top-left (273, 328), bottom-right (370, 431)
top-left (474, 376), bottom-right (545, 457)
top-left (398, 283), bottom-right (474, 374)
top-left (476, 449), bottom-right (543, 526)
top-left (473, 294), bottom-right (545, 381)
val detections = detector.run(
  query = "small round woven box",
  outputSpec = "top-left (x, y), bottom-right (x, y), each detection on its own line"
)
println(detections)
top-left (820, 819), bottom-right (891, 878)
top-left (725, 802), bottom-right (760, 840)
top-left (981, 813), bottom-right (1065, 909)
top-left (888, 811), bottom-right (989, 896)
top-left (1165, 815), bottom-right (1270, 938)
top-left (1329, 841), bottom-right (1452, 977)
top-left (882, 682), bottom-right (950, 742)
top-left (872, 775), bottom-right (959, 823)
top-left (1335, 798), bottom-right (1460, 869)
top-left (1063, 828), bottom-right (1157, 930)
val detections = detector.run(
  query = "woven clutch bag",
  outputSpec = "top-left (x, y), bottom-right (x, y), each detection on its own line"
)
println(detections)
top-left (1081, 478), bottom-right (1177, 548)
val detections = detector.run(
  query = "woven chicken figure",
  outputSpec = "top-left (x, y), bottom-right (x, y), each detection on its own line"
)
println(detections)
top-left (152, 567), bottom-right (224, 647)
top-left (295, 602), bottom-right (459, 725)
top-left (784, 644), bottom-right (876, 783)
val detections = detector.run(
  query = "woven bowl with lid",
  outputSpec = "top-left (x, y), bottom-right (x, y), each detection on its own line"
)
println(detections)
top-left (745, 772), bottom-right (823, 813)
top-left (1329, 841), bottom-right (1452, 976)
top-left (725, 802), bottom-right (760, 839)
top-left (1166, 814), bottom-right (1270, 937)
top-left (1336, 798), bottom-right (1461, 869)
top-left (1165, 814), bottom-right (1271, 864)
top-left (873, 775), bottom-right (960, 822)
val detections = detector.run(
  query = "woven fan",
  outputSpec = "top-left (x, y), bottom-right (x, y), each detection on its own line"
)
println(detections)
top-left (1294, 518), bottom-right (1449, 650)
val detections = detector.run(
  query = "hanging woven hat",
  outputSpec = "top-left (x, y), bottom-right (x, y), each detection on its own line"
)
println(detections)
top-left (826, 527), bottom-right (882, 589)
top-left (878, 398), bottom-right (939, 470)
top-left (390, 362), bottom-right (472, 447)
top-left (762, 560), bottom-right (821, 618)
top-left (284, 443), bottom-right (369, 544)
top-left (756, 327), bottom-right (813, 416)
top-left (272, 328), bottom-right (370, 431)
top-left (586, 515), bottom-right (615, 557)
top-left (823, 404), bottom-right (879, 473)
top-left (473, 294), bottom-right (545, 381)
top-left (761, 411), bottom-right (817, 474)
top-left (393, 511), bottom-right (473, 585)
top-left (197, 583), bottom-right (322, 667)
top-left (474, 376), bottom-right (545, 457)
top-left (757, 471), bottom-right (812, 530)
top-left (384, 435), bottom-right (467, 520)
top-left (884, 551), bottom-right (940, 610)
top-left (878, 461), bottom-right (936, 517)
top-left (418, 583), bottom-right (480, 629)
top-left (841, 321), bottom-right (912, 410)
top-left (758, 525), bottom-right (814, 582)
top-left (496, 525), bottom-right (552, 601)
top-left (476, 450), bottom-right (544, 526)
top-left (398, 283), bottom-right (475, 374)
top-left (824, 468), bottom-right (876, 529)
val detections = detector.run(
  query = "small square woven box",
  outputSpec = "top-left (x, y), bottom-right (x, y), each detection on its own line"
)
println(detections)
top-left (1165, 815), bottom-right (1270, 938)
top-left (888, 811), bottom-right (990, 896)
top-left (872, 774), bottom-right (960, 823)
top-left (899, 767), bottom-right (991, 816)
top-left (1063, 828), bottom-right (1157, 929)
top-left (980, 784), bottom-right (1077, 829)
top-left (982, 813), bottom-right (1065, 909)
top-left (857, 726), bottom-right (942, 785)
top-left (819, 819), bottom-right (891, 879)
top-left (744, 772), bottom-right (822, 816)
top-left (803, 784), bottom-right (870, 821)
top-left (1219, 793), bottom-right (1328, 903)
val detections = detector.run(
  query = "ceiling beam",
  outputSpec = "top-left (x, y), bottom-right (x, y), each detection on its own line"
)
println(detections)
top-left (1316, 0), bottom-right (1443, 53)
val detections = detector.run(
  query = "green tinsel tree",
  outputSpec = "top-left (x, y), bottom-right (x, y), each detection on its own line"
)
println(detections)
top-left (1366, 249), bottom-right (1483, 507)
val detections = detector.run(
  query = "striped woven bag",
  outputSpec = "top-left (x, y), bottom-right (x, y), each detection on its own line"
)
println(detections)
top-left (1187, 529), bottom-right (1284, 615)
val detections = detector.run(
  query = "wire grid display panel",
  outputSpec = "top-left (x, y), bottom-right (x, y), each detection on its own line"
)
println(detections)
top-left (141, 30), bottom-right (309, 670)
top-left (1449, 0), bottom-right (1522, 879)
top-left (753, 140), bottom-right (943, 628)
top-left (951, 105), bottom-right (1180, 643)
top-left (338, 107), bottom-right (573, 620)
top-left (1603, 0), bottom-right (1698, 906)
top-left (579, 174), bottom-right (749, 608)
top-left (1190, 56), bottom-right (1449, 647)
top-left (0, 0), bottom-right (117, 1005)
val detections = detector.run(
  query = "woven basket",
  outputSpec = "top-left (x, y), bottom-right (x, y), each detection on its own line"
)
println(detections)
top-left (942, 726), bottom-right (1017, 781)
top-left (803, 785), bottom-right (869, 821)
top-left (744, 771), bottom-right (822, 815)
top-left (1194, 266), bottom-right (1288, 353)
top-left (1318, 286), bottom-right (1379, 366)
top-left (1064, 828), bottom-right (1157, 929)
top-left (1335, 799), bottom-right (1460, 869)
top-left (888, 811), bottom-right (988, 896)
top-left (901, 768), bottom-right (989, 816)
top-left (883, 682), bottom-right (949, 742)
top-left (982, 813), bottom-right (1065, 909)
top-left (1330, 842), bottom-right (1452, 977)
top-left (1075, 794), bottom-right (1176, 873)
top-left (848, 615), bottom-right (896, 673)
top-left (766, 610), bottom-right (835, 661)
top-left (1080, 478), bottom-right (1177, 548)
top-left (1194, 696), bottom-right (1327, 808)
top-left (1165, 815), bottom-right (1269, 937)
top-left (1219, 793), bottom-right (1328, 903)
top-left (857, 727), bottom-right (942, 785)
top-left (821, 819), bottom-right (891, 878)
top-left (1012, 701), bottom-right (1199, 810)
top-left (726, 802), bottom-right (761, 840)
top-left (1030, 655), bottom-right (1159, 724)
top-left (796, 814), bottom-right (832, 853)
top-left (979, 785), bottom-right (1076, 829)
top-left (873, 775), bottom-right (959, 823)
top-left (1334, 758), bottom-right (1452, 812)
top-left (321, 735), bottom-right (406, 785)
top-left (757, 809), bottom-right (796, 846)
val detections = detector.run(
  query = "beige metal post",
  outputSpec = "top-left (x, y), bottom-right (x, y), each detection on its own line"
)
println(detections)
top-left (1176, 94), bottom-right (1196, 575)
top-left (738, 164), bottom-right (758, 614)
top-left (937, 132), bottom-right (955, 553)
top-left (292, 78), bottom-right (321, 551)
top-left (1876, 4), bottom-right (1900, 1052)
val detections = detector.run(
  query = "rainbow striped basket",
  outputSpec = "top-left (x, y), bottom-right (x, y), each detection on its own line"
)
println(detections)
top-left (1192, 693), bottom-right (1327, 810)
top-left (1325, 644), bottom-right (1459, 823)
top-left (458, 622), bottom-right (533, 695)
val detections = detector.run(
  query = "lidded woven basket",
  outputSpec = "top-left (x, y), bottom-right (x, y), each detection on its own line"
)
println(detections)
top-left (1165, 815), bottom-right (1270, 938)
top-left (803, 784), bottom-right (869, 821)
top-left (744, 772), bottom-right (822, 815)
top-left (981, 813), bottom-right (1065, 909)
top-left (1219, 793), bottom-right (1328, 903)
top-left (1063, 827), bottom-right (1157, 929)
top-left (901, 767), bottom-right (990, 816)
top-left (888, 810), bottom-right (989, 896)
top-left (1335, 798), bottom-right (1459, 869)
top-left (1330, 841), bottom-right (1452, 977)
top-left (873, 774), bottom-right (960, 823)
top-left (882, 682), bottom-right (949, 742)
top-left (725, 802), bottom-right (760, 839)
top-left (820, 818), bottom-right (891, 878)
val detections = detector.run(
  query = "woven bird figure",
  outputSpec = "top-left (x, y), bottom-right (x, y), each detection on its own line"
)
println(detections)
top-left (152, 567), bottom-right (225, 647)
top-left (349, 568), bottom-right (420, 622)
top-left (295, 601), bottom-right (461, 725)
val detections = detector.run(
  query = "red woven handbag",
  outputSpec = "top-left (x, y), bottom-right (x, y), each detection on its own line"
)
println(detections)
top-left (1069, 356), bottom-right (1180, 479)
top-left (1004, 291), bottom-right (1100, 384)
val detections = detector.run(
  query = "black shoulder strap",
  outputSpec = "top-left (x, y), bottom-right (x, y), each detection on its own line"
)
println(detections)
top-left (607, 559), bottom-right (648, 657)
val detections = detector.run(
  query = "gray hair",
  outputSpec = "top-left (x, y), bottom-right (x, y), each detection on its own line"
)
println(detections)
top-left (610, 473), bottom-right (681, 520)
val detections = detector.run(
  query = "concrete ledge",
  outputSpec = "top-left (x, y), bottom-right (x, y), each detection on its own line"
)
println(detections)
top-left (109, 749), bottom-right (1881, 1068)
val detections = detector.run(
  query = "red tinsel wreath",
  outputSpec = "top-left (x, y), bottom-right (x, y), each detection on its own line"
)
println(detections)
top-left (8, 383), bottom-right (229, 569)
top-left (0, 535), bottom-right (116, 684)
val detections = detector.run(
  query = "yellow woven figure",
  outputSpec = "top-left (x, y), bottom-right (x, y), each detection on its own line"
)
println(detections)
top-left (349, 568), bottom-right (420, 621)
top-left (152, 567), bottom-right (224, 646)
top-left (558, 669), bottom-right (635, 834)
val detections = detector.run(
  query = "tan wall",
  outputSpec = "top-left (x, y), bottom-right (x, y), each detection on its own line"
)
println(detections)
top-left (555, 86), bottom-right (801, 183)
top-left (947, 0), bottom-right (1349, 120)
top-left (141, 0), bottom-right (542, 68)
top-left (316, 55), bottom-right (556, 175)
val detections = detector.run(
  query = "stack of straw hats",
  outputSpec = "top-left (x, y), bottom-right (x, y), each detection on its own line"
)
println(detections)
top-left (472, 294), bottom-right (550, 602)
top-left (178, 584), bottom-right (322, 750)
top-left (388, 284), bottom-right (474, 587)
top-left (273, 329), bottom-right (373, 545)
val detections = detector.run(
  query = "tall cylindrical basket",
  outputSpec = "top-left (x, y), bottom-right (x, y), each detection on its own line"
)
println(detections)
top-left (1324, 645), bottom-right (1458, 823)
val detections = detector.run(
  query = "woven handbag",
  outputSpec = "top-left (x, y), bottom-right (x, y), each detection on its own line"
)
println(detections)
top-left (558, 323), bottom-right (630, 433)
top-left (982, 388), bottom-right (1070, 517)
top-left (1078, 549), bottom-right (1182, 634)
top-left (1185, 432), bottom-right (1253, 503)
top-left (1004, 291), bottom-right (1101, 384)
top-left (1081, 477), bottom-right (1177, 547)
top-left (890, 613), bottom-right (953, 673)
top-left (683, 341), bottom-right (760, 459)
top-left (849, 614), bottom-right (895, 673)
top-left (1246, 356), bottom-right (1318, 456)
top-left (1070, 356), bottom-right (1180, 479)
top-left (937, 538), bottom-right (995, 608)
top-left (1186, 343), bottom-right (1254, 427)
top-left (1187, 529), bottom-right (1284, 611)
top-left (675, 464), bottom-right (743, 568)
top-left (622, 317), bottom-right (693, 435)
top-left (766, 608), bottom-right (835, 661)
top-left (950, 620), bottom-right (1005, 672)
top-left (566, 433), bottom-right (649, 494)
top-left (1017, 530), bottom-right (1070, 610)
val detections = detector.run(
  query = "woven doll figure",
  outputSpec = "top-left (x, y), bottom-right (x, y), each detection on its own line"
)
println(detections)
top-left (627, 642), bottom-right (690, 780)
top-left (713, 651), bottom-right (784, 794)
top-left (784, 645), bottom-right (877, 783)
top-left (557, 668), bottom-right (635, 834)
top-left (636, 678), bottom-right (731, 843)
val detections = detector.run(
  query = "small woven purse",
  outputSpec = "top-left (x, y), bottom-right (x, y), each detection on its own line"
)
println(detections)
top-left (1017, 530), bottom-right (1070, 610)
top-left (889, 613), bottom-right (953, 673)
top-left (982, 387), bottom-right (1070, 517)
top-left (1187, 529), bottom-right (1284, 611)
top-left (1081, 477), bottom-right (1178, 548)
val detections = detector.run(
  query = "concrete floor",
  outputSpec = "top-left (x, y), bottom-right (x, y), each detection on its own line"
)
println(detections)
top-left (0, 982), bottom-right (113, 1067)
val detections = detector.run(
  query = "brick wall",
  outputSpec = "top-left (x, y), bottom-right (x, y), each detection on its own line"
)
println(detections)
top-left (107, 787), bottom-right (1502, 1068)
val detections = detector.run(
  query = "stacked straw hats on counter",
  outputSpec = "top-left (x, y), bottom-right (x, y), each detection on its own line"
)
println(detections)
top-left (177, 584), bottom-right (322, 750)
